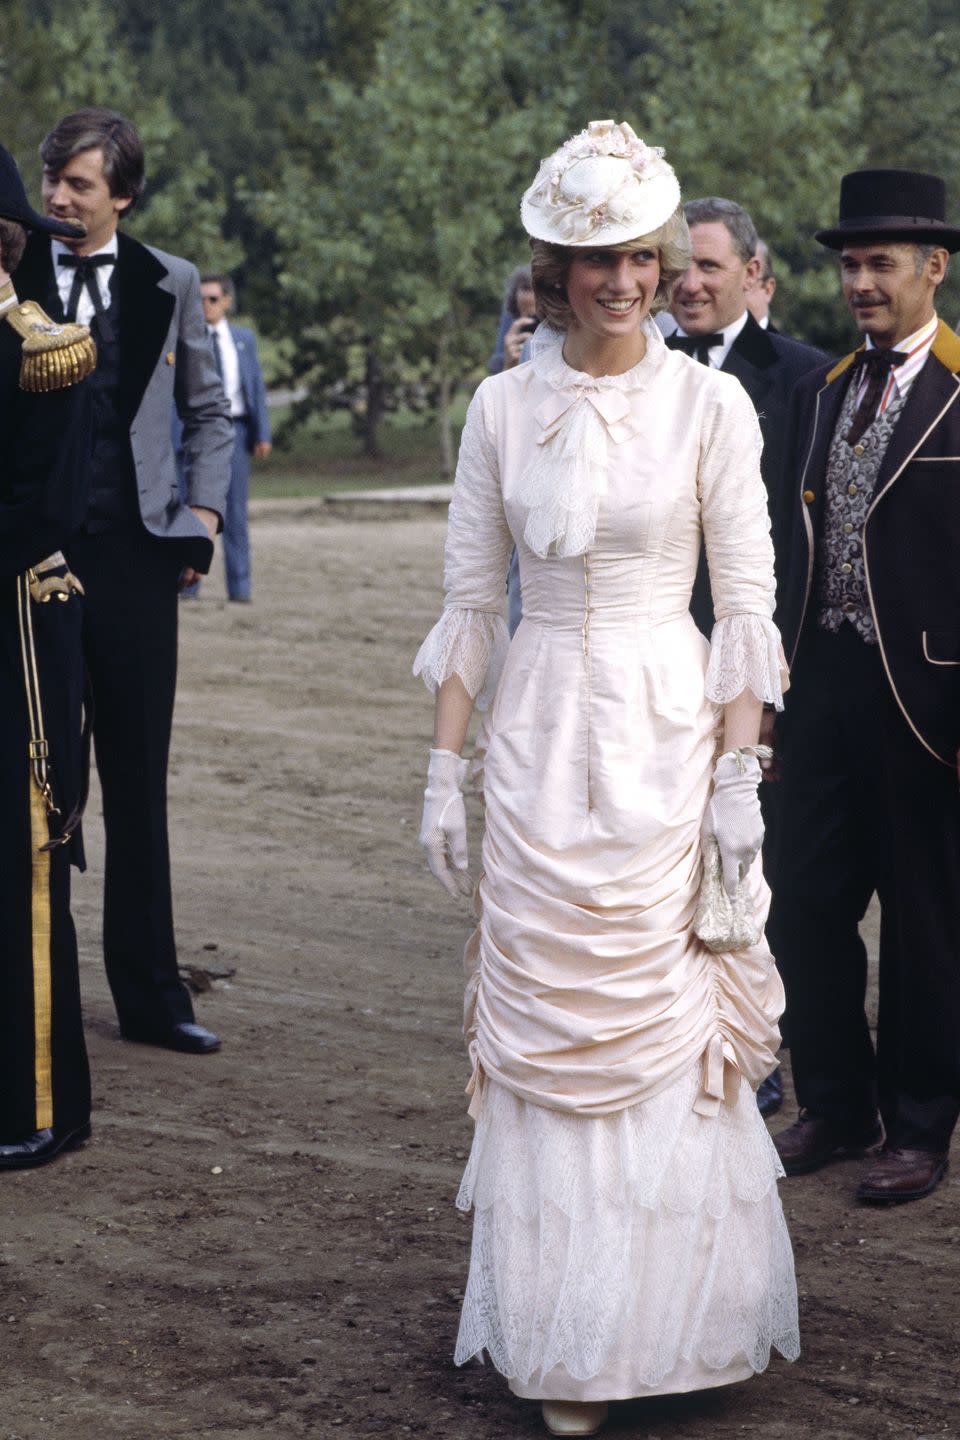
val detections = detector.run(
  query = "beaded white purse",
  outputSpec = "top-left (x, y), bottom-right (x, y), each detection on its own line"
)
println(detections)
top-left (693, 835), bottom-right (761, 953)
top-left (693, 744), bottom-right (772, 954)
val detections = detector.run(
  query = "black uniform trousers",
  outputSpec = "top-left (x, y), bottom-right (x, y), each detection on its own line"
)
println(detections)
top-left (0, 583), bottom-right (90, 1142)
top-left (66, 528), bottom-right (196, 1032)
top-left (772, 622), bottom-right (960, 1152)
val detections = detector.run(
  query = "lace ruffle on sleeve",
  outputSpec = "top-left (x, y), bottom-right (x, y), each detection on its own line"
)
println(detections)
top-left (698, 379), bottom-right (787, 709)
top-left (704, 613), bottom-right (786, 708)
top-left (413, 383), bottom-right (512, 711)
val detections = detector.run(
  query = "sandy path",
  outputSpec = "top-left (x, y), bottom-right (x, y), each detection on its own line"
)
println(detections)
top-left (0, 508), bottom-right (956, 1440)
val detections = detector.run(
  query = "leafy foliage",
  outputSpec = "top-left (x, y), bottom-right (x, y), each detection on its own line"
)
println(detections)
top-left (6, 0), bottom-right (960, 453)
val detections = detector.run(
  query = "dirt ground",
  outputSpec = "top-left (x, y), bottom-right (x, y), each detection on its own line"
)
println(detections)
top-left (1, 504), bottom-right (957, 1440)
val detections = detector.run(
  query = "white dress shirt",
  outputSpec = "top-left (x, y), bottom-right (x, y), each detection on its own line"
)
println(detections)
top-left (51, 237), bottom-right (117, 325)
top-left (858, 313), bottom-right (938, 416)
top-left (672, 308), bottom-right (749, 369)
top-left (208, 317), bottom-right (244, 416)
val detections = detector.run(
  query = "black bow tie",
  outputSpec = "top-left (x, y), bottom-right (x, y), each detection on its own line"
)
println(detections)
top-left (667, 332), bottom-right (724, 365)
top-left (57, 252), bottom-right (115, 339)
top-left (845, 346), bottom-right (907, 447)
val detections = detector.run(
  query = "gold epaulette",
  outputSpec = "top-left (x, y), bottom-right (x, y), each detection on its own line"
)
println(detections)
top-left (4, 300), bottom-right (97, 392)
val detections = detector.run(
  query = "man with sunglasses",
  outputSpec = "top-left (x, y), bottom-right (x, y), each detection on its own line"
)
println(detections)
top-left (177, 274), bottom-right (271, 601)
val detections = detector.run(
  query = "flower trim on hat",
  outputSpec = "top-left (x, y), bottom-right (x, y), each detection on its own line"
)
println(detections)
top-left (524, 120), bottom-right (677, 245)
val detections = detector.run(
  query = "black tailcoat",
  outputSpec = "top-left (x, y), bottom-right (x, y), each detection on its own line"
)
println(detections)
top-left (772, 319), bottom-right (960, 1149)
top-left (689, 313), bottom-right (829, 634)
top-left (777, 320), bottom-right (960, 767)
top-left (14, 231), bottom-right (231, 1035)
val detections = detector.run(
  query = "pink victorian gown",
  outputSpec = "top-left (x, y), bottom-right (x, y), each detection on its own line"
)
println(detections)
top-left (414, 320), bottom-right (799, 1402)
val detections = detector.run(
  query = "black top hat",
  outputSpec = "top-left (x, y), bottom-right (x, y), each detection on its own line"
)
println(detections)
top-left (816, 168), bottom-right (960, 252)
top-left (0, 145), bottom-right (85, 239)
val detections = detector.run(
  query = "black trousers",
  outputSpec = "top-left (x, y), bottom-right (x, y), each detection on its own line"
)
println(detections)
top-left (0, 584), bottom-right (90, 1141)
top-left (772, 623), bottom-right (960, 1151)
top-left (67, 530), bottom-right (195, 1031)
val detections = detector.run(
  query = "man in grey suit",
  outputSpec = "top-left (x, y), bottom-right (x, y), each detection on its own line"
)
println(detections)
top-left (17, 107), bottom-right (232, 1054)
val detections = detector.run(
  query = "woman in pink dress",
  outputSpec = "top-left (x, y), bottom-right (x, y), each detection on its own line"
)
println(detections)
top-left (414, 122), bottom-right (799, 1438)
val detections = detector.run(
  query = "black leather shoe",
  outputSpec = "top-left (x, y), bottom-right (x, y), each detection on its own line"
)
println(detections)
top-left (0, 1121), bottom-right (91, 1171)
top-left (121, 1021), bottom-right (221, 1054)
top-left (774, 1111), bottom-right (883, 1176)
top-left (757, 1066), bottom-right (784, 1118)
top-left (856, 1147), bottom-right (949, 1204)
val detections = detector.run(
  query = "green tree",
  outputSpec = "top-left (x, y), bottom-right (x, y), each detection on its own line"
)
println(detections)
top-left (621, 0), bottom-right (862, 348)
top-left (0, 0), bottom-right (234, 269)
top-left (252, 0), bottom-right (582, 464)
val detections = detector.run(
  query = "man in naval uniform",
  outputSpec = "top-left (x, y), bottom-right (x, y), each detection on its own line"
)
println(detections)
top-left (773, 170), bottom-right (960, 1204)
top-left (0, 145), bottom-right (96, 1169)
top-left (16, 108), bottom-right (232, 1056)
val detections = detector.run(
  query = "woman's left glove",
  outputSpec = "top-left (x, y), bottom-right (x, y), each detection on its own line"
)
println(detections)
top-left (419, 747), bottom-right (473, 899)
top-left (701, 748), bottom-right (769, 897)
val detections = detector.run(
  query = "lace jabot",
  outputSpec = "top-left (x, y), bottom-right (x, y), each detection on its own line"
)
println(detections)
top-left (519, 319), bottom-right (668, 559)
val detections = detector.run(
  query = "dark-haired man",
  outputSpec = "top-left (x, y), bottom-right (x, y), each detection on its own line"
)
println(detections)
top-left (772, 170), bottom-right (960, 1204)
top-left (16, 108), bottom-right (232, 1055)
top-left (0, 144), bottom-right (95, 1168)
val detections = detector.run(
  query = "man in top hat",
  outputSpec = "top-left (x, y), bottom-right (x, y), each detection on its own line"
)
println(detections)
top-left (771, 169), bottom-right (960, 1203)
top-left (15, 108), bottom-right (232, 1057)
top-left (0, 144), bottom-right (96, 1168)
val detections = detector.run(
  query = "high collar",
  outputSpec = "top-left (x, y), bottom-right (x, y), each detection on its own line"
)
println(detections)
top-left (531, 315), bottom-right (668, 395)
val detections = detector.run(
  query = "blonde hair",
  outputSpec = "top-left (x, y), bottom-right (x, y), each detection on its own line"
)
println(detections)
top-left (530, 205), bottom-right (692, 328)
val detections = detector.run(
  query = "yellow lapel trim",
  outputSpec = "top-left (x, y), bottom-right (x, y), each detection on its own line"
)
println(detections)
top-left (825, 346), bottom-right (862, 384)
top-left (931, 319), bottom-right (960, 374)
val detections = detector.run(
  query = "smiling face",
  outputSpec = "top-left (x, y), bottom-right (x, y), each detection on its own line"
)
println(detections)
top-left (41, 147), bottom-right (131, 253)
top-left (839, 242), bottom-right (947, 348)
top-left (564, 246), bottom-right (661, 341)
top-left (671, 220), bottom-right (759, 335)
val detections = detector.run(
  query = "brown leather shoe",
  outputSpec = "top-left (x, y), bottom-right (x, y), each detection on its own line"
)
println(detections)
top-left (774, 1111), bottom-right (883, 1176)
top-left (856, 1147), bottom-right (949, 1204)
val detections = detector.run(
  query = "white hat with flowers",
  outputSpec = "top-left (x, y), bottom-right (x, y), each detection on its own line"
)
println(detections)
top-left (521, 119), bottom-right (681, 247)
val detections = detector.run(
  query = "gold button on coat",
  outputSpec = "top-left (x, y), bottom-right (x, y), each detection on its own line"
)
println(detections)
top-left (853, 443), bottom-right (865, 456)
top-left (848, 483), bottom-right (858, 496)
top-left (802, 489), bottom-right (815, 504)
top-left (166, 351), bottom-right (175, 365)
top-left (843, 523), bottom-right (854, 534)
top-left (841, 562), bottom-right (853, 574)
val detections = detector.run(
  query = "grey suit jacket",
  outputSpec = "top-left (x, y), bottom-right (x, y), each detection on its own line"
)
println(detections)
top-left (17, 230), bottom-right (232, 572)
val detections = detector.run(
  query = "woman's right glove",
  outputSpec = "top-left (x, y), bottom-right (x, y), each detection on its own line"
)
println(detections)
top-left (419, 747), bottom-right (473, 899)
top-left (701, 747), bottom-right (770, 897)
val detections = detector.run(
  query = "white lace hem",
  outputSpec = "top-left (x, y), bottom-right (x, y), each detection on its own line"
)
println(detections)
top-left (413, 606), bottom-right (510, 712)
top-left (454, 1069), bottom-right (799, 1389)
top-left (704, 613), bottom-right (787, 709)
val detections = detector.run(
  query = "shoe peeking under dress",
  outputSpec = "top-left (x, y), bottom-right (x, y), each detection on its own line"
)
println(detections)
top-left (542, 1400), bottom-right (609, 1436)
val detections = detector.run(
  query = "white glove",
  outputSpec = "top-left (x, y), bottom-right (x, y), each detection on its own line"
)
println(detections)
top-left (702, 749), bottom-right (766, 897)
top-left (419, 748), bottom-right (473, 899)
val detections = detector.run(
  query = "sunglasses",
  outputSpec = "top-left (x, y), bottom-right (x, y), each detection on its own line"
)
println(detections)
top-left (201, 293), bottom-right (224, 304)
